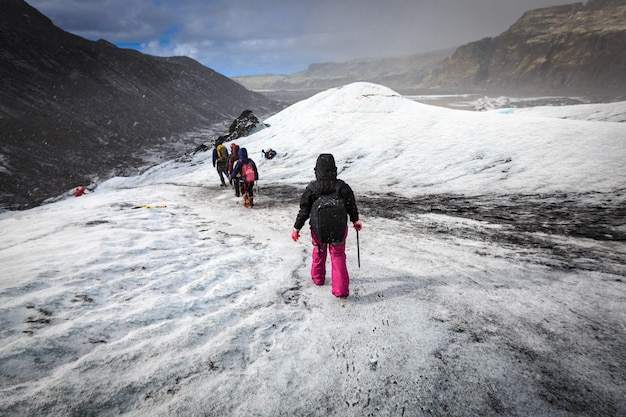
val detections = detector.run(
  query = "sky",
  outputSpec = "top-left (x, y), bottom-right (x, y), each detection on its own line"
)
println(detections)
top-left (1, 83), bottom-right (624, 415)
top-left (27, 0), bottom-right (576, 76)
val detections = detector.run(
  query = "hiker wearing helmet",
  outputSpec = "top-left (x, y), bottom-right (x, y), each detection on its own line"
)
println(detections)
top-left (292, 154), bottom-right (362, 298)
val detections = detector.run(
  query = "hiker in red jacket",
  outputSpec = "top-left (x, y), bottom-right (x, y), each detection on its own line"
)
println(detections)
top-left (228, 143), bottom-right (242, 197)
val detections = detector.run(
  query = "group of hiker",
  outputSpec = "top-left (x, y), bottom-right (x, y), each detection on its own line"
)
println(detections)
top-left (212, 139), bottom-right (259, 208)
top-left (211, 138), bottom-right (362, 299)
top-left (75, 135), bottom-right (361, 299)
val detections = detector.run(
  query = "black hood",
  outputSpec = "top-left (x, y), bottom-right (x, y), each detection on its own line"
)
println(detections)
top-left (314, 154), bottom-right (337, 181)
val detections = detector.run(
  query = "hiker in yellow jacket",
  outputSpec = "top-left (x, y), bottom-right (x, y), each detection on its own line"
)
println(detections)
top-left (212, 138), bottom-right (229, 187)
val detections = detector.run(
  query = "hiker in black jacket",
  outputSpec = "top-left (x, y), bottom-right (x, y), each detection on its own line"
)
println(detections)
top-left (292, 154), bottom-right (362, 298)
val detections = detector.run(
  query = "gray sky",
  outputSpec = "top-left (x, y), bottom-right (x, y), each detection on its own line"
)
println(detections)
top-left (27, 0), bottom-right (575, 76)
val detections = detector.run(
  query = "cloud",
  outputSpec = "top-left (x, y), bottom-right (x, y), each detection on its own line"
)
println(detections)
top-left (27, 0), bottom-right (575, 76)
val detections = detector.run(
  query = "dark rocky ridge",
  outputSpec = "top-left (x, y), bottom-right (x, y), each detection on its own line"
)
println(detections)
top-left (425, 0), bottom-right (626, 96)
top-left (0, 0), bottom-right (281, 210)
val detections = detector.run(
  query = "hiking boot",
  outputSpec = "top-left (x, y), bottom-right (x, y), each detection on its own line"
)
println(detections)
top-left (245, 198), bottom-right (250, 208)
top-left (248, 197), bottom-right (253, 208)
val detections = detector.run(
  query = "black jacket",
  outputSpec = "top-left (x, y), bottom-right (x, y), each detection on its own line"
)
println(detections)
top-left (294, 179), bottom-right (359, 230)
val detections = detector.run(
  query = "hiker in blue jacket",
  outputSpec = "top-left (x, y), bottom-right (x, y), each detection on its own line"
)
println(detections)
top-left (229, 147), bottom-right (258, 208)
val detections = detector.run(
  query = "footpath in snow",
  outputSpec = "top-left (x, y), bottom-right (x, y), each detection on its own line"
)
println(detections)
top-left (0, 83), bottom-right (625, 416)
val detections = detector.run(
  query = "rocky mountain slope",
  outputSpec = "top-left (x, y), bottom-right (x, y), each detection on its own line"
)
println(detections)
top-left (425, 0), bottom-right (626, 96)
top-left (235, 0), bottom-right (626, 101)
top-left (0, 0), bottom-right (280, 210)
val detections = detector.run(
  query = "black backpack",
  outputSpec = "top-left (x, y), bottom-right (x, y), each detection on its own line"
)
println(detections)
top-left (310, 182), bottom-right (347, 244)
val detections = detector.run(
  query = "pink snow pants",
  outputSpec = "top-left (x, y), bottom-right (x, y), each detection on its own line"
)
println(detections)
top-left (310, 227), bottom-right (349, 297)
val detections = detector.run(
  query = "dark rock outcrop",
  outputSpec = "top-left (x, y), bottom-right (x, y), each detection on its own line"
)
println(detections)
top-left (227, 110), bottom-right (267, 141)
top-left (424, 0), bottom-right (626, 96)
top-left (0, 0), bottom-right (280, 210)
top-left (192, 110), bottom-right (267, 157)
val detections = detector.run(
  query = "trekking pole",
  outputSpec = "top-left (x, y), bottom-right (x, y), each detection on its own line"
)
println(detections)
top-left (356, 229), bottom-right (361, 268)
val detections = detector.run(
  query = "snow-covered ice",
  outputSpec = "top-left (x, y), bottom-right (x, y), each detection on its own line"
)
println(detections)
top-left (1, 83), bottom-right (625, 416)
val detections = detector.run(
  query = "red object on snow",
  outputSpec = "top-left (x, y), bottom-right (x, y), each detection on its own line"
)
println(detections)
top-left (75, 187), bottom-right (86, 197)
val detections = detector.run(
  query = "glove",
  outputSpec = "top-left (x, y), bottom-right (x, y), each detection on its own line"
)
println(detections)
top-left (291, 229), bottom-right (301, 242)
top-left (353, 220), bottom-right (363, 231)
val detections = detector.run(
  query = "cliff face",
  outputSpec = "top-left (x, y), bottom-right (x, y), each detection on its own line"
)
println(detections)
top-left (425, 0), bottom-right (626, 96)
top-left (0, 0), bottom-right (280, 209)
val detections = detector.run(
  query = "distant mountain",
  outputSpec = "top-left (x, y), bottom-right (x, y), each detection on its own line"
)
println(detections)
top-left (234, 0), bottom-right (626, 101)
top-left (232, 49), bottom-right (454, 103)
top-left (0, 0), bottom-right (281, 210)
top-left (424, 0), bottom-right (626, 96)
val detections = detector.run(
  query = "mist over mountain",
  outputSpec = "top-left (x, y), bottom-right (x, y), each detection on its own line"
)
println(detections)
top-left (425, 0), bottom-right (626, 96)
top-left (234, 0), bottom-right (626, 102)
top-left (0, 0), bottom-right (280, 210)
top-left (232, 49), bottom-right (454, 103)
